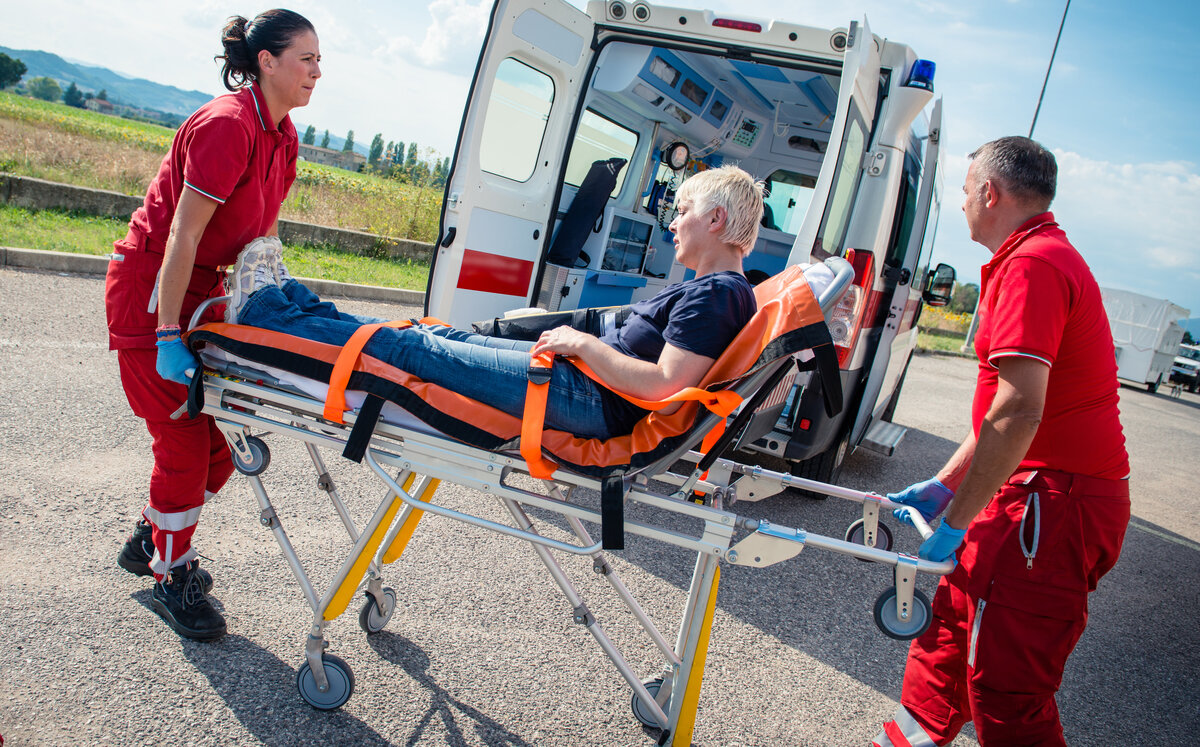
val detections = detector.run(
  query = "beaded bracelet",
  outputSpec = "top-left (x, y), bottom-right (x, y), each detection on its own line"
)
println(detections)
top-left (155, 323), bottom-right (182, 339)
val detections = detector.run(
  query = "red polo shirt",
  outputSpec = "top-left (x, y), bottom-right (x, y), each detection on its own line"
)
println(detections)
top-left (130, 81), bottom-right (298, 267)
top-left (972, 213), bottom-right (1129, 479)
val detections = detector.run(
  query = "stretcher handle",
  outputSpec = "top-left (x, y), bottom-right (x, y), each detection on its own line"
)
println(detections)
top-left (816, 256), bottom-right (855, 315)
top-left (363, 451), bottom-right (603, 556)
top-left (188, 294), bottom-right (231, 332)
top-left (900, 507), bottom-right (936, 540)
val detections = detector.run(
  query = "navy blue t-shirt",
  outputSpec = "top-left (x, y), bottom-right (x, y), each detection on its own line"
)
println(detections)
top-left (595, 271), bottom-right (756, 433)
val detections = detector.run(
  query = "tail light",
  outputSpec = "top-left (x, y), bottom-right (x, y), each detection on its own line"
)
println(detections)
top-left (712, 18), bottom-right (763, 33)
top-left (827, 248), bottom-right (874, 367)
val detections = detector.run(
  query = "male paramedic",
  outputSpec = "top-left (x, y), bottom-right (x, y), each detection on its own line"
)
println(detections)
top-left (873, 136), bottom-right (1130, 746)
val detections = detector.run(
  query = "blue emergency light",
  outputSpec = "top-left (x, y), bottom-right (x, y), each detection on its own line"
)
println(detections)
top-left (905, 59), bottom-right (936, 91)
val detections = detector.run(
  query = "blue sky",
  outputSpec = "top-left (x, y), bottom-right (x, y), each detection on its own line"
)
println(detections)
top-left (3, 0), bottom-right (1197, 314)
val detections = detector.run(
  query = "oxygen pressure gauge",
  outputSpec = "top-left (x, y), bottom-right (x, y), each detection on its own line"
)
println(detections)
top-left (663, 141), bottom-right (690, 171)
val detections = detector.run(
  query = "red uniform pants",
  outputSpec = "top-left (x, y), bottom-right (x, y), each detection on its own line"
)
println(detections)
top-left (106, 234), bottom-right (232, 579)
top-left (117, 347), bottom-right (234, 578)
top-left (898, 470), bottom-right (1129, 746)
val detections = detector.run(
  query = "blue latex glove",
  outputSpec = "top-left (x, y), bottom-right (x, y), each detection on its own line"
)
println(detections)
top-left (919, 521), bottom-right (967, 563)
top-left (889, 477), bottom-right (955, 526)
top-left (155, 337), bottom-right (198, 384)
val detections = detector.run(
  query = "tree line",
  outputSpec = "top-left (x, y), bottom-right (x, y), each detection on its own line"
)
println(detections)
top-left (3, 51), bottom-right (102, 107)
top-left (300, 124), bottom-right (449, 189)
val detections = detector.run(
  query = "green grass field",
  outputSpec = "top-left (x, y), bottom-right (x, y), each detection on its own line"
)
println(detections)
top-left (0, 91), bottom-right (444, 243)
top-left (0, 204), bottom-right (429, 290)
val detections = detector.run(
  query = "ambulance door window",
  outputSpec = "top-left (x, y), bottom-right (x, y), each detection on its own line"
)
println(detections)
top-left (563, 109), bottom-right (639, 196)
top-left (815, 112), bottom-right (868, 254)
top-left (884, 152), bottom-right (922, 270)
top-left (479, 58), bottom-right (555, 182)
top-left (763, 169), bottom-right (817, 235)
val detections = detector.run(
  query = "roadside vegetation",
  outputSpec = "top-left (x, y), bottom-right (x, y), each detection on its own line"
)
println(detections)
top-left (916, 304), bottom-right (975, 356)
top-left (0, 91), bottom-right (442, 242)
top-left (0, 204), bottom-right (429, 290)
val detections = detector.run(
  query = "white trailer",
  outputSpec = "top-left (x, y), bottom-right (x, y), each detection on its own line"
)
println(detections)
top-left (1101, 287), bottom-right (1189, 393)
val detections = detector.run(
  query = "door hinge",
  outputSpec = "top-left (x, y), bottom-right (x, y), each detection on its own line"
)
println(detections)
top-left (865, 151), bottom-right (886, 176)
top-left (882, 265), bottom-right (911, 285)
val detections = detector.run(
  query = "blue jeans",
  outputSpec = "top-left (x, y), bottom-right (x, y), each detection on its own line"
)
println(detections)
top-left (237, 281), bottom-right (620, 439)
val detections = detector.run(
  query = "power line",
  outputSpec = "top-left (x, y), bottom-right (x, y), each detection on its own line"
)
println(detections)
top-left (963, 0), bottom-right (1072, 352)
top-left (1030, 0), bottom-right (1072, 138)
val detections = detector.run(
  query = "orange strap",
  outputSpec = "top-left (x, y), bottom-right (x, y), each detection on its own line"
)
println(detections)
top-left (520, 354), bottom-right (743, 479)
top-left (324, 320), bottom-right (414, 423)
top-left (323, 317), bottom-right (452, 423)
top-left (520, 351), bottom-right (558, 479)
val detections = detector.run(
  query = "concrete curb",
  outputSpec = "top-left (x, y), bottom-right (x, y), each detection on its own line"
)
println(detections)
top-left (915, 346), bottom-right (975, 360)
top-left (1, 246), bottom-right (426, 306)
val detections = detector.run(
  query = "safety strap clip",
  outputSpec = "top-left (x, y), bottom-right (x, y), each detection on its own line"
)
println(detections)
top-left (527, 366), bottom-right (552, 385)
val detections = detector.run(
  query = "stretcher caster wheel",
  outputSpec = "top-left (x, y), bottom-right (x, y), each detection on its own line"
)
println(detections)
top-left (358, 587), bottom-right (397, 634)
top-left (631, 677), bottom-right (665, 728)
top-left (845, 518), bottom-right (893, 560)
top-left (873, 587), bottom-right (932, 640)
top-left (234, 435), bottom-right (270, 476)
top-left (296, 653), bottom-right (354, 710)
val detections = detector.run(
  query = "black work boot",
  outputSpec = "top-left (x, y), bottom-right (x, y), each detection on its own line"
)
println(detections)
top-left (151, 560), bottom-right (227, 641)
top-left (117, 520), bottom-right (212, 592)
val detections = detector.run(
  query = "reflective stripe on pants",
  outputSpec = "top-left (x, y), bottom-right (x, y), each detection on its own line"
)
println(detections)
top-left (873, 706), bottom-right (937, 747)
top-left (117, 347), bottom-right (235, 580)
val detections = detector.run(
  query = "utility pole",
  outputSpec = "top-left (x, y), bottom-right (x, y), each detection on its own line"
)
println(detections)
top-left (963, 0), bottom-right (1071, 352)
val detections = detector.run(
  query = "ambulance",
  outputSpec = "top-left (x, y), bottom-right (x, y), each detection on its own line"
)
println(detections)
top-left (427, 0), bottom-right (956, 485)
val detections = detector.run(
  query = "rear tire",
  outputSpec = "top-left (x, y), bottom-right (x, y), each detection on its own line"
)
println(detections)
top-left (788, 429), bottom-right (851, 499)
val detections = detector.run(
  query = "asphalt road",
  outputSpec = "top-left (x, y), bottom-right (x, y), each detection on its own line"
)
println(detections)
top-left (0, 267), bottom-right (1196, 746)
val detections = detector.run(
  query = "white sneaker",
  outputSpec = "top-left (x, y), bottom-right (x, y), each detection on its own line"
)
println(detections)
top-left (226, 238), bottom-right (278, 323)
top-left (259, 235), bottom-right (287, 284)
top-left (276, 258), bottom-right (294, 285)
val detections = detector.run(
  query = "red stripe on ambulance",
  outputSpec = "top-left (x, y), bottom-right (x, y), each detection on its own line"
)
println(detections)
top-left (456, 249), bottom-right (534, 296)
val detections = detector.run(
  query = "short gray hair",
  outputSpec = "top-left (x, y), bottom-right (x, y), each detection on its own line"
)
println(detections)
top-left (674, 166), bottom-right (765, 256)
top-left (969, 136), bottom-right (1057, 210)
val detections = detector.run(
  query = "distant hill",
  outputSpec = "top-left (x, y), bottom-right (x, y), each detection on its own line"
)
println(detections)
top-left (2, 46), bottom-right (369, 155)
top-left (1, 46), bottom-right (212, 117)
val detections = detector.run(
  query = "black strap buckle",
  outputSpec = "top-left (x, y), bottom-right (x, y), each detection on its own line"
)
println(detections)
top-left (527, 366), bottom-right (552, 385)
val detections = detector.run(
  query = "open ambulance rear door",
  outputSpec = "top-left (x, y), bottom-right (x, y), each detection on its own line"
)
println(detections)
top-left (427, 0), bottom-right (594, 327)
top-left (743, 17), bottom-right (882, 472)
top-left (788, 18), bottom-right (880, 268)
top-left (849, 96), bottom-right (942, 449)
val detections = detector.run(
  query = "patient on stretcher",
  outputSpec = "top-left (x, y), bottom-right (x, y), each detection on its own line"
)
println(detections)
top-left (225, 166), bottom-right (766, 439)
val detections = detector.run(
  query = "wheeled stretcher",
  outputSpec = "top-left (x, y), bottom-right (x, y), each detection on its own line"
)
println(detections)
top-left (182, 258), bottom-right (952, 744)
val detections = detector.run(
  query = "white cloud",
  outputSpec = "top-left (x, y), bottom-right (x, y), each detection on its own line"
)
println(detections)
top-left (928, 150), bottom-right (1200, 315)
top-left (386, 0), bottom-right (490, 74)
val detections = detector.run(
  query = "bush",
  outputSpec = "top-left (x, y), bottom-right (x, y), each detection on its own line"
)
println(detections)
top-left (27, 77), bottom-right (62, 102)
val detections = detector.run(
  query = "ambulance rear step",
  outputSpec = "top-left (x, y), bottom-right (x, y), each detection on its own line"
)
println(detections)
top-left (861, 419), bottom-right (907, 457)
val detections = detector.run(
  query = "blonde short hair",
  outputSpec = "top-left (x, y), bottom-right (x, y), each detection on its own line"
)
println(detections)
top-left (675, 165), bottom-right (765, 257)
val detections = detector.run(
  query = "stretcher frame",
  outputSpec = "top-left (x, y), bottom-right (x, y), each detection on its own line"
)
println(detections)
top-left (187, 259), bottom-right (952, 744)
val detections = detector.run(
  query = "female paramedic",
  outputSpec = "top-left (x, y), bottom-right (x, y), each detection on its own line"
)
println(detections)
top-left (105, 9), bottom-right (319, 641)
top-left (224, 166), bottom-right (763, 439)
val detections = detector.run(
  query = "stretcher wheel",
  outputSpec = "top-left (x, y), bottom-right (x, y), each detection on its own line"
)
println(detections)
top-left (844, 518), bottom-right (893, 560)
top-left (234, 435), bottom-right (270, 476)
top-left (358, 587), bottom-right (397, 634)
top-left (873, 587), bottom-right (932, 641)
top-left (630, 677), bottom-right (665, 728)
top-left (296, 653), bottom-right (354, 710)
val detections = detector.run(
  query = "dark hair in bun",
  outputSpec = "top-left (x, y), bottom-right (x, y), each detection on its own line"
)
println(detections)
top-left (217, 9), bottom-right (315, 91)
